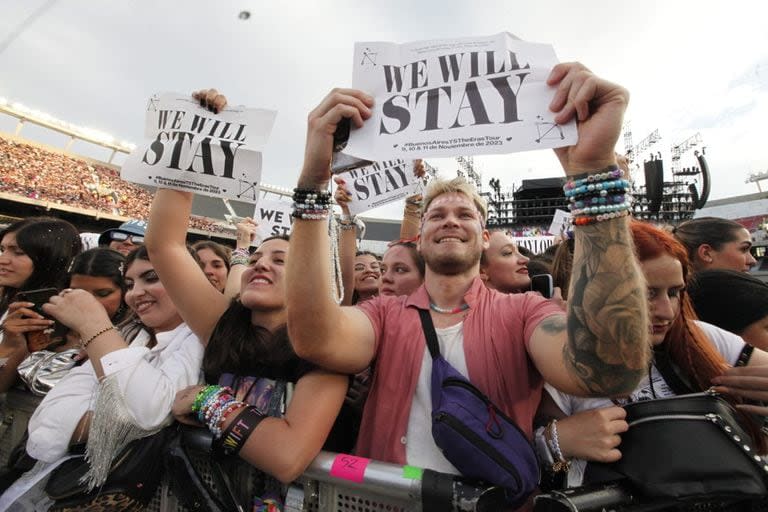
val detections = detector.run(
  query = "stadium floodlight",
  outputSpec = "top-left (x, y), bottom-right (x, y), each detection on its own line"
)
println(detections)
top-left (1, 98), bottom-right (135, 152)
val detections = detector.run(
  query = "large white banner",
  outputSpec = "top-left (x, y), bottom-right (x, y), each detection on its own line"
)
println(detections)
top-left (253, 198), bottom-right (293, 239)
top-left (340, 160), bottom-right (421, 216)
top-left (121, 93), bottom-right (276, 203)
top-left (344, 32), bottom-right (577, 161)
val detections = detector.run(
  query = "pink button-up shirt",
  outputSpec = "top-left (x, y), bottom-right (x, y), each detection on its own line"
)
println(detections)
top-left (356, 277), bottom-right (563, 464)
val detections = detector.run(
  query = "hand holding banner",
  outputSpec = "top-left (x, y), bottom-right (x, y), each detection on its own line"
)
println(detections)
top-left (344, 33), bottom-right (577, 161)
top-left (121, 93), bottom-right (276, 203)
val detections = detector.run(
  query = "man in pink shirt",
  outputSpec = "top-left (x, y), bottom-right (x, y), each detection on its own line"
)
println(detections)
top-left (286, 63), bottom-right (650, 472)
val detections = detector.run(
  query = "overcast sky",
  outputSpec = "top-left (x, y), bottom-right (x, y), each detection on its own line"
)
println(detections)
top-left (1, 0), bottom-right (767, 219)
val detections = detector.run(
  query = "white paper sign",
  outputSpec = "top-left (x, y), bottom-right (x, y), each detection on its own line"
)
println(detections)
top-left (512, 236), bottom-right (556, 254)
top-left (548, 209), bottom-right (572, 236)
top-left (121, 93), bottom-right (276, 203)
top-left (253, 198), bottom-right (293, 239)
top-left (345, 33), bottom-right (577, 161)
top-left (339, 160), bottom-right (420, 216)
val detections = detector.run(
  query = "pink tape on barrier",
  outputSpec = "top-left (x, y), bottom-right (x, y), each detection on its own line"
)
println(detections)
top-left (329, 454), bottom-right (371, 483)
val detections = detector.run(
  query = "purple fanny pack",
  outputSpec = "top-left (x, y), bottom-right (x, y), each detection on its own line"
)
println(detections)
top-left (418, 309), bottom-right (539, 508)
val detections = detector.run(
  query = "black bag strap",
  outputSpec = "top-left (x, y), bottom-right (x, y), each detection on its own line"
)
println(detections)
top-left (418, 309), bottom-right (441, 359)
top-left (653, 348), bottom-right (695, 396)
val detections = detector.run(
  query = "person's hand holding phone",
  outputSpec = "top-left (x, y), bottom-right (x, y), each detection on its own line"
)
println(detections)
top-left (1, 301), bottom-right (55, 353)
top-left (43, 288), bottom-right (112, 337)
top-left (15, 288), bottom-right (63, 351)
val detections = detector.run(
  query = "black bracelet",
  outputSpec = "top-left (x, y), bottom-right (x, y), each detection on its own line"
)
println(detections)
top-left (214, 406), bottom-right (266, 457)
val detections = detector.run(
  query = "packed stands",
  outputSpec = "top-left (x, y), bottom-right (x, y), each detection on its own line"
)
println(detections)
top-left (0, 135), bottom-right (226, 234)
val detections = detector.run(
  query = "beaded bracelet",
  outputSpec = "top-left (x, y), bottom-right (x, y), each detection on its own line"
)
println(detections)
top-left (564, 178), bottom-right (631, 199)
top-left (81, 325), bottom-right (116, 349)
top-left (197, 386), bottom-right (235, 424)
top-left (570, 193), bottom-right (627, 208)
top-left (292, 187), bottom-right (333, 220)
top-left (292, 188), bottom-right (332, 206)
top-left (572, 209), bottom-right (631, 226)
top-left (565, 165), bottom-right (623, 189)
top-left (570, 200), bottom-right (633, 217)
top-left (230, 247), bottom-right (250, 267)
top-left (191, 385), bottom-right (219, 414)
top-left (546, 419), bottom-right (570, 472)
top-left (292, 208), bottom-right (331, 220)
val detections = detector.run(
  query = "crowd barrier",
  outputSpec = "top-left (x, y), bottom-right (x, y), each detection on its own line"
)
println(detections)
top-left (2, 389), bottom-right (766, 512)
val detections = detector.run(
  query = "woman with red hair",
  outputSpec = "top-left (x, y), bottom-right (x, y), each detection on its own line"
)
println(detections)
top-left (536, 220), bottom-right (768, 487)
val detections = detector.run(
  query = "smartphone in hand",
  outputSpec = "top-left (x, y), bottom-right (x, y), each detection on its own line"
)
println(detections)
top-left (15, 287), bottom-right (64, 351)
top-left (16, 287), bottom-right (59, 317)
top-left (530, 274), bottom-right (554, 299)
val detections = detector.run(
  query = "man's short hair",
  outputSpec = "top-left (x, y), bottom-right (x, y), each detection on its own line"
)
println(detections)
top-left (422, 177), bottom-right (488, 225)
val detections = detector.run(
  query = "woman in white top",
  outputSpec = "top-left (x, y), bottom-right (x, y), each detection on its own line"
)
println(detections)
top-left (4, 245), bottom-right (203, 506)
top-left (538, 220), bottom-right (768, 488)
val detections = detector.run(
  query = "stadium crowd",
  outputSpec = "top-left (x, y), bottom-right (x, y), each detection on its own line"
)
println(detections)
top-left (0, 68), bottom-right (767, 512)
top-left (0, 136), bottom-right (225, 234)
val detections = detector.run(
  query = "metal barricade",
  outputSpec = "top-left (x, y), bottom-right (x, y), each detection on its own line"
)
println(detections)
top-left (143, 448), bottom-right (504, 512)
top-left (293, 451), bottom-right (506, 512)
top-left (0, 390), bottom-right (503, 511)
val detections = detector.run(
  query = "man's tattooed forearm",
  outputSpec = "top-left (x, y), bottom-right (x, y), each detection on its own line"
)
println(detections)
top-left (565, 218), bottom-right (650, 395)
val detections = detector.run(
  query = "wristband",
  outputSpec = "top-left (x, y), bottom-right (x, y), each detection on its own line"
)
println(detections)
top-left (215, 405), bottom-right (266, 457)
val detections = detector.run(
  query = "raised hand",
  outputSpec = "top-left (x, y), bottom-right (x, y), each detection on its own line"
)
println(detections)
top-left (300, 89), bottom-right (374, 190)
top-left (192, 89), bottom-right (228, 114)
top-left (547, 62), bottom-right (629, 175)
top-left (235, 217), bottom-right (259, 249)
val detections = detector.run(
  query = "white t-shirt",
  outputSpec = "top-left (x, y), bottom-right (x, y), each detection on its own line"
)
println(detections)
top-left (405, 321), bottom-right (467, 474)
top-left (545, 321), bottom-right (746, 486)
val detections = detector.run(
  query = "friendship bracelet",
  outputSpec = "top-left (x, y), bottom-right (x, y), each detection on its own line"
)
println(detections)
top-left (572, 209), bottom-right (631, 226)
top-left (191, 385), bottom-right (219, 414)
top-left (569, 193), bottom-right (628, 209)
top-left (197, 386), bottom-right (234, 423)
top-left (291, 209), bottom-right (331, 220)
top-left (81, 325), bottom-right (116, 349)
top-left (569, 200), bottom-right (633, 217)
top-left (565, 165), bottom-right (622, 189)
top-left (230, 247), bottom-right (250, 266)
top-left (563, 178), bottom-right (631, 198)
top-left (546, 419), bottom-right (571, 472)
top-left (214, 405), bottom-right (267, 457)
top-left (292, 188), bottom-right (332, 204)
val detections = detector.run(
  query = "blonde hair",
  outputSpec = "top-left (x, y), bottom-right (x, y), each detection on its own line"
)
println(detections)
top-left (422, 177), bottom-right (488, 225)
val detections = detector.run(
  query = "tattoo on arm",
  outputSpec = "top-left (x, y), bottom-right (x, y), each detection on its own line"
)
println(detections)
top-left (565, 218), bottom-right (649, 395)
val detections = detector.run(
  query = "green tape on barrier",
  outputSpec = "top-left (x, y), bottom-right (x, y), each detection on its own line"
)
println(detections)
top-left (402, 465), bottom-right (423, 480)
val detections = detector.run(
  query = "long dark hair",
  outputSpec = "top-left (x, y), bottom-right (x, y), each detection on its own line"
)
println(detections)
top-left (203, 235), bottom-right (295, 382)
top-left (0, 217), bottom-right (82, 316)
top-left (203, 302), bottom-right (294, 382)
top-left (68, 248), bottom-right (130, 323)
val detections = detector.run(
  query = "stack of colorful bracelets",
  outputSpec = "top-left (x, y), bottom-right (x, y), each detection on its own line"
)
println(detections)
top-left (563, 165), bottom-right (633, 226)
top-left (292, 188), bottom-right (332, 220)
top-left (192, 385), bottom-right (267, 456)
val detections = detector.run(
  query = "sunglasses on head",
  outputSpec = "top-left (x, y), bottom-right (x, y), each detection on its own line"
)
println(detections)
top-left (110, 232), bottom-right (144, 244)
